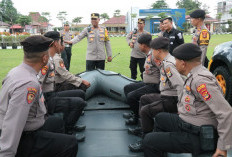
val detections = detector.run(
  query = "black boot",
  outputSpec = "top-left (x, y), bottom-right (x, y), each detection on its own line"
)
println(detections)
top-left (128, 127), bottom-right (143, 137)
top-left (125, 117), bottom-right (138, 125)
top-left (128, 140), bottom-right (143, 152)
top-left (73, 124), bottom-right (86, 132)
top-left (123, 111), bottom-right (134, 119)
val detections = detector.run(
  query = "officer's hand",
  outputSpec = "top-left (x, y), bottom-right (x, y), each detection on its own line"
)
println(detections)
top-left (129, 42), bottom-right (134, 48)
top-left (64, 40), bottom-right (72, 44)
top-left (107, 56), bottom-right (112, 62)
top-left (212, 149), bottom-right (227, 157)
top-left (82, 80), bottom-right (90, 88)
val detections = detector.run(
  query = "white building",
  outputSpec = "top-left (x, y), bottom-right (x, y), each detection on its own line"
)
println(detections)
top-left (0, 21), bottom-right (10, 32)
top-left (217, 0), bottom-right (232, 28)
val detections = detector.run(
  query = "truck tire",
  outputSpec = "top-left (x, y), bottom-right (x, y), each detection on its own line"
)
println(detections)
top-left (213, 66), bottom-right (232, 105)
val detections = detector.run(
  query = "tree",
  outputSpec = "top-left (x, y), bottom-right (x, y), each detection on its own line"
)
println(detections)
top-left (0, 0), bottom-right (18, 24)
top-left (172, 11), bottom-right (182, 26)
top-left (41, 12), bottom-right (51, 22)
top-left (158, 12), bottom-right (168, 19)
top-left (16, 15), bottom-right (31, 27)
top-left (100, 13), bottom-right (109, 22)
top-left (151, 0), bottom-right (168, 9)
top-left (176, 0), bottom-right (201, 15)
top-left (114, 9), bottom-right (121, 17)
top-left (146, 14), bottom-right (154, 20)
top-left (216, 13), bottom-right (222, 21)
top-left (57, 11), bottom-right (67, 26)
top-left (72, 17), bottom-right (82, 25)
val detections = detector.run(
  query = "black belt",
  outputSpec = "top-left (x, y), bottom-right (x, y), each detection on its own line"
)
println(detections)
top-left (179, 120), bottom-right (201, 135)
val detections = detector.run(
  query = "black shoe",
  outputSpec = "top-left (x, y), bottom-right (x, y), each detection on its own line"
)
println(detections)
top-left (73, 124), bottom-right (86, 132)
top-left (128, 127), bottom-right (143, 137)
top-left (128, 140), bottom-right (143, 152)
top-left (123, 112), bottom-right (134, 119)
top-left (125, 117), bottom-right (138, 125)
top-left (75, 133), bottom-right (85, 142)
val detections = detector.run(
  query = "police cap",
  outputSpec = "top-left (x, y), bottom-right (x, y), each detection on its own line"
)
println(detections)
top-left (44, 31), bottom-right (61, 41)
top-left (91, 13), bottom-right (100, 19)
top-left (172, 43), bottom-right (202, 61)
top-left (20, 35), bottom-right (53, 53)
top-left (150, 37), bottom-right (169, 50)
top-left (138, 18), bottom-right (145, 24)
top-left (64, 21), bottom-right (69, 26)
top-left (190, 9), bottom-right (206, 19)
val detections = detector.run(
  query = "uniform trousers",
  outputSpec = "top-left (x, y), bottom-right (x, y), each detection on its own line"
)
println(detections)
top-left (140, 93), bottom-right (178, 133)
top-left (44, 90), bottom-right (86, 132)
top-left (15, 116), bottom-right (78, 157)
top-left (55, 81), bottom-right (88, 92)
top-left (143, 112), bottom-right (202, 157)
top-left (61, 47), bottom-right (72, 71)
top-left (86, 60), bottom-right (105, 71)
top-left (124, 82), bottom-right (160, 118)
top-left (130, 57), bottom-right (146, 80)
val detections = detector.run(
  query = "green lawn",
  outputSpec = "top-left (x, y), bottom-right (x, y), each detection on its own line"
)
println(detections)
top-left (0, 34), bottom-right (232, 88)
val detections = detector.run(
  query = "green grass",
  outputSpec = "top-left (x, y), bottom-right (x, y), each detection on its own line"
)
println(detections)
top-left (1, 34), bottom-right (232, 88)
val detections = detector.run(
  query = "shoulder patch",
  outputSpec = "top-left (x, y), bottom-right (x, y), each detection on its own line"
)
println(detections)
top-left (41, 66), bottom-right (48, 75)
top-left (27, 87), bottom-right (37, 104)
top-left (197, 84), bottom-right (211, 101)
top-left (165, 67), bottom-right (173, 78)
top-left (59, 61), bottom-right (65, 68)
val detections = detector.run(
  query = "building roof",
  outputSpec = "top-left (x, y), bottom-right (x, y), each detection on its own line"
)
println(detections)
top-left (103, 16), bottom-right (126, 24)
top-left (0, 21), bottom-right (10, 27)
top-left (10, 24), bottom-right (23, 29)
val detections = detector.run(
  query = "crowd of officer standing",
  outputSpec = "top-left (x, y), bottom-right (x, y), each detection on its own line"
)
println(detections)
top-left (0, 9), bottom-right (232, 157)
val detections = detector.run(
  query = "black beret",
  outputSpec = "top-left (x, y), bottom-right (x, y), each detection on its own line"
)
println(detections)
top-left (138, 18), bottom-right (145, 24)
top-left (190, 9), bottom-right (206, 19)
top-left (150, 37), bottom-right (169, 50)
top-left (44, 31), bottom-right (61, 40)
top-left (159, 18), bottom-right (164, 23)
top-left (91, 13), bottom-right (100, 19)
top-left (20, 35), bottom-right (53, 53)
top-left (163, 17), bottom-right (172, 22)
top-left (172, 43), bottom-right (202, 60)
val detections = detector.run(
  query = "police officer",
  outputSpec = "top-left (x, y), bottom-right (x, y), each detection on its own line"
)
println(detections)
top-left (60, 22), bottom-right (74, 70)
top-left (143, 43), bottom-right (232, 157)
top-left (126, 18), bottom-right (149, 80)
top-left (158, 19), bottom-right (165, 37)
top-left (39, 31), bottom-right (87, 141)
top-left (0, 35), bottom-right (78, 157)
top-left (190, 9), bottom-right (210, 67)
top-left (65, 13), bottom-right (112, 71)
top-left (46, 32), bottom-right (90, 92)
top-left (123, 34), bottom-right (160, 125)
top-left (163, 17), bottom-right (184, 54)
top-left (128, 37), bottom-right (184, 152)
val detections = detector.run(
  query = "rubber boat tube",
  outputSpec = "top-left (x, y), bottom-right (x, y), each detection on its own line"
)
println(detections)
top-left (79, 69), bottom-right (138, 102)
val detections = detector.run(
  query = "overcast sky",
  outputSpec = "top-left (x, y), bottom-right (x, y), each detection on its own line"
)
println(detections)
top-left (12, 0), bottom-right (219, 27)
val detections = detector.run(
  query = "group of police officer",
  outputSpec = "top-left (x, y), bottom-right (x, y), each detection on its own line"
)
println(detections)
top-left (0, 9), bottom-right (232, 157)
top-left (123, 9), bottom-right (232, 157)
